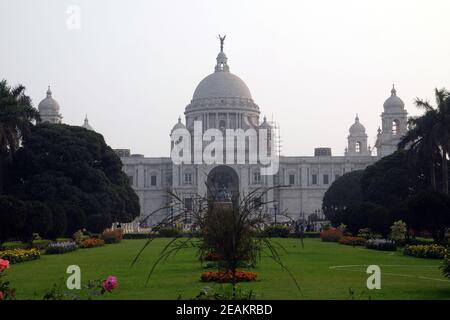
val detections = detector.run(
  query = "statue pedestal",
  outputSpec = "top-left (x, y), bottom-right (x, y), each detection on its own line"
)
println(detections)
top-left (213, 201), bottom-right (232, 210)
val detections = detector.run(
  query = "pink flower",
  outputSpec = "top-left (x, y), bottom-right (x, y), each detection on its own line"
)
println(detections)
top-left (101, 275), bottom-right (117, 292)
top-left (0, 259), bottom-right (9, 272)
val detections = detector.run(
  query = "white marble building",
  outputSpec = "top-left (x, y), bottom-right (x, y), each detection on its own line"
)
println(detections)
top-left (116, 43), bottom-right (408, 226)
top-left (37, 41), bottom-right (408, 226)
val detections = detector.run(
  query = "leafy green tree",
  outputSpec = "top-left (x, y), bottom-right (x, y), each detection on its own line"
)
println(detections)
top-left (6, 123), bottom-right (139, 236)
top-left (0, 80), bottom-right (40, 193)
top-left (361, 151), bottom-right (421, 210)
top-left (406, 191), bottom-right (450, 243)
top-left (0, 195), bottom-right (27, 243)
top-left (22, 201), bottom-right (53, 241)
top-left (45, 202), bottom-right (68, 239)
top-left (322, 170), bottom-right (364, 220)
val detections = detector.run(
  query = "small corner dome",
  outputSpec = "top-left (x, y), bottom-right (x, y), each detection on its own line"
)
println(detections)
top-left (193, 72), bottom-right (252, 100)
top-left (383, 85), bottom-right (405, 111)
top-left (349, 115), bottom-right (366, 135)
top-left (38, 86), bottom-right (60, 112)
top-left (259, 116), bottom-right (272, 128)
top-left (171, 117), bottom-right (186, 133)
top-left (81, 115), bottom-right (94, 131)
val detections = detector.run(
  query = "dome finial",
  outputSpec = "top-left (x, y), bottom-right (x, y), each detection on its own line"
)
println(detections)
top-left (215, 35), bottom-right (229, 72)
top-left (218, 34), bottom-right (226, 52)
top-left (178, 116), bottom-right (181, 123)
top-left (355, 113), bottom-right (359, 122)
top-left (391, 83), bottom-right (397, 96)
top-left (46, 85), bottom-right (52, 98)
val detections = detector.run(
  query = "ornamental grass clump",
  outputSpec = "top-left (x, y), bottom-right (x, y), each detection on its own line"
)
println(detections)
top-left (132, 185), bottom-right (300, 299)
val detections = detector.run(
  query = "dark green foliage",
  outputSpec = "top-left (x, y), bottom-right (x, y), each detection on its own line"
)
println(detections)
top-left (263, 225), bottom-right (290, 238)
top-left (406, 191), bottom-right (450, 243)
top-left (22, 201), bottom-right (53, 241)
top-left (4, 123), bottom-right (139, 237)
top-left (123, 233), bottom-right (150, 239)
top-left (157, 227), bottom-right (181, 238)
top-left (45, 202), bottom-right (68, 239)
top-left (332, 202), bottom-right (393, 237)
top-left (322, 170), bottom-right (364, 220)
top-left (361, 151), bottom-right (417, 210)
top-left (87, 214), bottom-right (112, 234)
top-left (0, 195), bottom-right (27, 243)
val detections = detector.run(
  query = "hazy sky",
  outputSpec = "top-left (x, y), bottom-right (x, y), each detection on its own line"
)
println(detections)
top-left (1, 0), bottom-right (449, 156)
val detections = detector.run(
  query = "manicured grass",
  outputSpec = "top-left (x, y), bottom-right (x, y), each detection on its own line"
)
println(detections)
top-left (5, 238), bottom-right (450, 299)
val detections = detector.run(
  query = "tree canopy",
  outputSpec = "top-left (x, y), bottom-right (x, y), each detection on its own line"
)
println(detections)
top-left (5, 123), bottom-right (140, 238)
top-left (322, 170), bottom-right (364, 220)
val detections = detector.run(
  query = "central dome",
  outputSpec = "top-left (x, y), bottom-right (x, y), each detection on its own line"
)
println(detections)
top-left (193, 71), bottom-right (252, 100)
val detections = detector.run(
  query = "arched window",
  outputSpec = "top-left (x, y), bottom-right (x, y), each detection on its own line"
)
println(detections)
top-left (392, 120), bottom-right (399, 135)
top-left (355, 141), bottom-right (361, 153)
top-left (219, 119), bottom-right (226, 129)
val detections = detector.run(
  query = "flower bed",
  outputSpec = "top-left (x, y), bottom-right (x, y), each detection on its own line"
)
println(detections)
top-left (200, 271), bottom-right (257, 283)
top-left (32, 239), bottom-right (52, 250)
top-left (339, 236), bottom-right (366, 246)
top-left (0, 248), bottom-right (40, 264)
top-left (320, 228), bottom-right (343, 242)
top-left (79, 238), bottom-right (105, 249)
top-left (365, 239), bottom-right (397, 251)
top-left (46, 242), bottom-right (77, 255)
top-left (102, 230), bottom-right (123, 244)
top-left (404, 244), bottom-right (447, 259)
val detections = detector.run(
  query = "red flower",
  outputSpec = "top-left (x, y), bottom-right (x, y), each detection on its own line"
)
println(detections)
top-left (0, 259), bottom-right (10, 272)
top-left (101, 275), bottom-right (118, 292)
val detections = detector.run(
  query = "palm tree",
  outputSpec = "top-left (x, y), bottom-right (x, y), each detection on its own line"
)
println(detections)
top-left (398, 111), bottom-right (439, 191)
top-left (0, 79), bottom-right (40, 193)
top-left (399, 88), bottom-right (450, 194)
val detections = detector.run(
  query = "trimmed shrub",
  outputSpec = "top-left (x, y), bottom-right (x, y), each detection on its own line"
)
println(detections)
top-left (320, 228), bottom-right (343, 242)
top-left (31, 239), bottom-right (52, 250)
top-left (158, 227), bottom-right (181, 238)
top-left (55, 237), bottom-right (73, 242)
top-left (0, 248), bottom-right (40, 264)
top-left (0, 241), bottom-right (27, 251)
top-left (404, 244), bottom-right (447, 259)
top-left (79, 238), bottom-right (105, 248)
top-left (123, 233), bottom-right (150, 240)
top-left (365, 239), bottom-right (397, 251)
top-left (339, 236), bottom-right (366, 246)
top-left (263, 225), bottom-right (290, 238)
top-left (46, 241), bottom-right (77, 254)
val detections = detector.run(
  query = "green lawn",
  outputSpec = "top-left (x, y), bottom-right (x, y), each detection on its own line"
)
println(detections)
top-left (6, 238), bottom-right (450, 300)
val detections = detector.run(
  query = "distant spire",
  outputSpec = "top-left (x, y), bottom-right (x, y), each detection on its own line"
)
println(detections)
top-left (84, 114), bottom-right (89, 124)
top-left (46, 85), bottom-right (52, 98)
top-left (391, 84), bottom-right (397, 96)
top-left (355, 113), bottom-right (359, 122)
